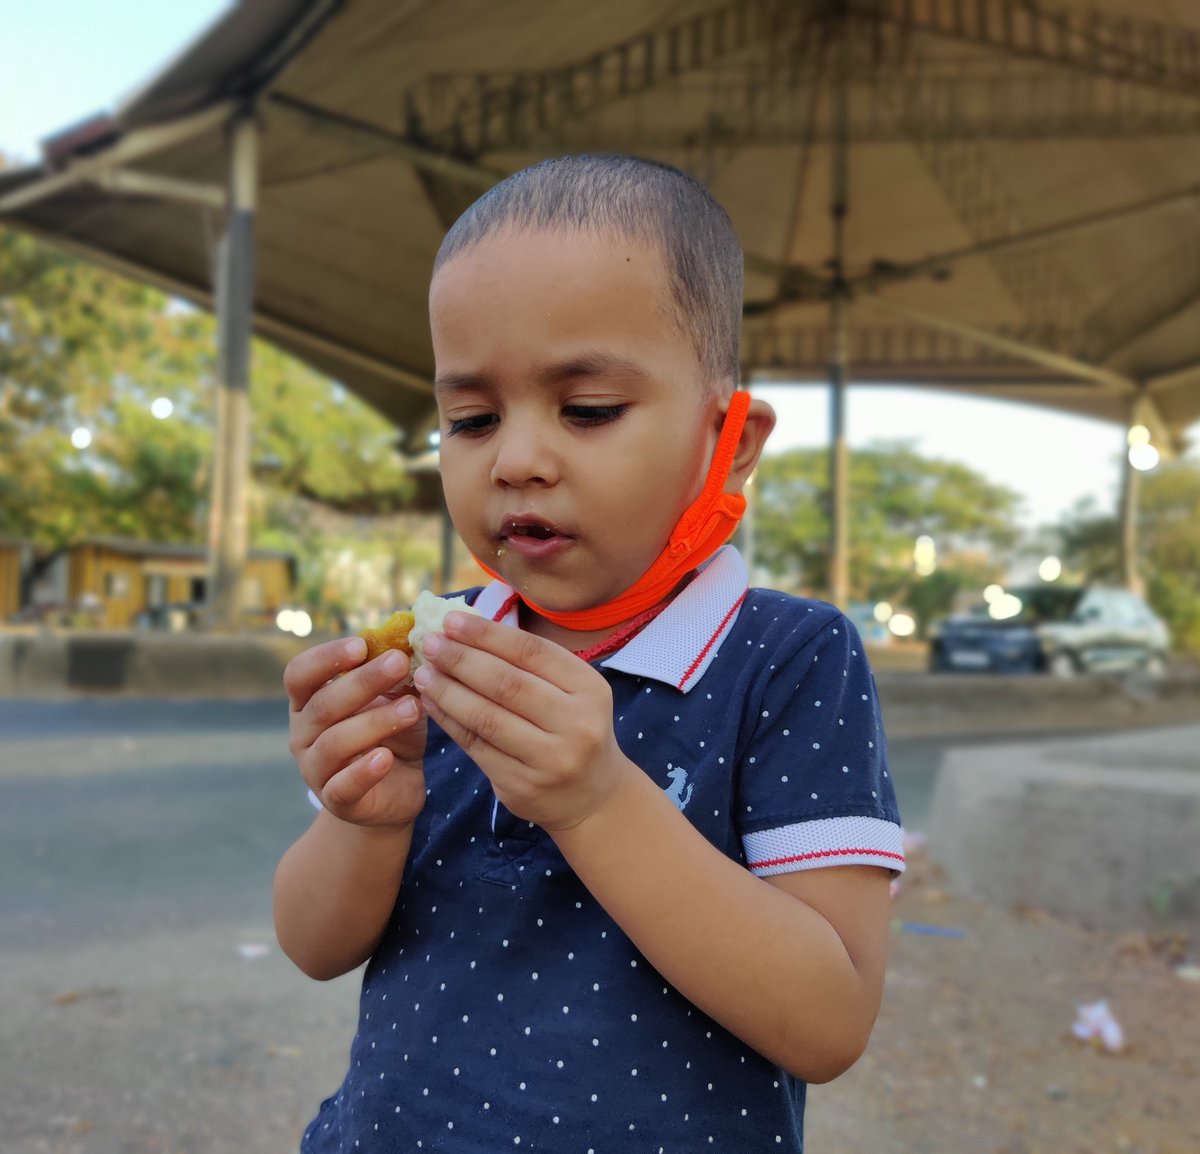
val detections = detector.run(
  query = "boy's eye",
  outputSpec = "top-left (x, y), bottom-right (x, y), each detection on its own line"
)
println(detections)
top-left (446, 413), bottom-right (498, 437)
top-left (564, 404), bottom-right (628, 426)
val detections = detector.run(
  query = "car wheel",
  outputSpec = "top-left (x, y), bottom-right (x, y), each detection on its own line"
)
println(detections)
top-left (1047, 651), bottom-right (1076, 678)
top-left (1142, 654), bottom-right (1168, 679)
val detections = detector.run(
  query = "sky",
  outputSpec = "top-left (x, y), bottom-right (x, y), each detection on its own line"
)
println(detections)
top-left (1, 1), bottom-right (1192, 531)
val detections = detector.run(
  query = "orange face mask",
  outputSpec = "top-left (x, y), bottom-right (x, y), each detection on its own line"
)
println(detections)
top-left (474, 389), bottom-right (751, 632)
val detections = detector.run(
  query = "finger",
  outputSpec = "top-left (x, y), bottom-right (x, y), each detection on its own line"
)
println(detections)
top-left (440, 611), bottom-right (588, 687)
top-left (320, 747), bottom-right (394, 811)
top-left (419, 632), bottom-right (563, 726)
top-left (284, 635), bottom-right (368, 712)
top-left (303, 695), bottom-right (422, 793)
top-left (294, 649), bottom-right (414, 751)
top-left (415, 661), bottom-right (549, 767)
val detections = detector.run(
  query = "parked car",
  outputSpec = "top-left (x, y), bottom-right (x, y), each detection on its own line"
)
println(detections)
top-left (928, 584), bottom-right (1170, 677)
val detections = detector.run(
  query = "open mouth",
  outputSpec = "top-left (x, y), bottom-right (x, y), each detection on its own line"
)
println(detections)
top-left (498, 518), bottom-right (574, 558)
top-left (501, 518), bottom-right (569, 541)
top-left (508, 523), bottom-right (558, 540)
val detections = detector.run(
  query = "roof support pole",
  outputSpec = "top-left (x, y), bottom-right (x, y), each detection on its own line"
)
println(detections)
top-left (1117, 407), bottom-right (1142, 594)
top-left (205, 114), bottom-right (258, 631)
top-left (827, 3), bottom-right (852, 610)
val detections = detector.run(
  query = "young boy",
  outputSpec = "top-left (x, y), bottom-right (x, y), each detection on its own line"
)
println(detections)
top-left (275, 155), bottom-right (904, 1152)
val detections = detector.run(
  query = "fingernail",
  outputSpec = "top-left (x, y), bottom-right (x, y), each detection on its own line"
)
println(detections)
top-left (368, 749), bottom-right (388, 770)
top-left (421, 633), bottom-right (442, 658)
top-left (395, 696), bottom-right (418, 719)
top-left (443, 612), bottom-right (465, 632)
top-left (382, 650), bottom-right (407, 676)
top-left (345, 637), bottom-right (367, 661)
top-left (412, 665), bottom-right (431, 689)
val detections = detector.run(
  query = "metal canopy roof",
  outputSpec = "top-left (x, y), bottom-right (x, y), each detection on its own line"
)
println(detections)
top-left (3, 0), bottom-right (1200, 454)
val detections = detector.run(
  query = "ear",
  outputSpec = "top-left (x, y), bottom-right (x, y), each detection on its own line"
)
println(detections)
top-left (718, 392), bottom-right (776, 495)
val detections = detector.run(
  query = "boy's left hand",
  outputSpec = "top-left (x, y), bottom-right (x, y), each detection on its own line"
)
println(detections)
top-left (412, 611), bottom-right (633, 831)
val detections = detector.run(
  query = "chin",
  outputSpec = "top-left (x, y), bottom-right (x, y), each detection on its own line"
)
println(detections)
top-left (509, 575), bottom-right (610, 614)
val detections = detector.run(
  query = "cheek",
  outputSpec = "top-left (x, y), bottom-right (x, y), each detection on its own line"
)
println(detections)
top-left (438, 454), bottom-right (480, 529)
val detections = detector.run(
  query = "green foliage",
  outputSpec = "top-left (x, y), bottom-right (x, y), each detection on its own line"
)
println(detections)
top-left (0, 230), bottom-right (415, 568)
top-left (250, 342), bottom-right (413, 513)
top-left (1055, 460), bottom-right (1200, 653)
top-left (754, 441), bottom-right (1022, 628)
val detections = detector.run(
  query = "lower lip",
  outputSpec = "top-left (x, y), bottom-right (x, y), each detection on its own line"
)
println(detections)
top-left (501, 533), bottom-right (573, 561)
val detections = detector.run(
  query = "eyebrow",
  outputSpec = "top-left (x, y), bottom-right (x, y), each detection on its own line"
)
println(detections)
top-left (434, 352), bottom-right (647, 394)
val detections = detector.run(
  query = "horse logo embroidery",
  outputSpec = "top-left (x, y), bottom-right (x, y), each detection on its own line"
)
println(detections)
top-left (665, 765), bottom-right (694, 811)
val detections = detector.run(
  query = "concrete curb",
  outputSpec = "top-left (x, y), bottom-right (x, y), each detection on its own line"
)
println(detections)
top-left (0, 631), bottom-right (309, 697)
top-left (875, 669), bottom-right (1200, 737)
top-left (1, 633), bottom-right (1198, 737)
top-left (927, 724), bottom-right (1200, 930)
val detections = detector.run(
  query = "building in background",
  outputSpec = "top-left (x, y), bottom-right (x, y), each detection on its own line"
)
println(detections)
top-left (0, 537), bottom-right (31, 622)
top-left (13, 538), bottom-right (294, 629)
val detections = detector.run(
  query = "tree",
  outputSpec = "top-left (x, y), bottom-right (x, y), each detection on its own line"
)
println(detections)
top-left (0, 232), bottom-right (416, 564)
top-left (0, 226), bottom-right (187, 547)
top-left (753, 440), bottom-right (1024, 629)
top-left (1055, 460), bottom-right (1200, 653)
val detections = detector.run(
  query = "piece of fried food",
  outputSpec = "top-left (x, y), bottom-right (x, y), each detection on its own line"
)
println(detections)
top-left (358, 591), bottom-right (482, 668)
top-left (358, 610), bottom-right (416, 662)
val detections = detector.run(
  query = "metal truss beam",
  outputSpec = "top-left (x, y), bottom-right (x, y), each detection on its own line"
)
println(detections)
top-left (877, 53), bottom-right (1086, 336)
top-left (0, 103), bottom-right (234, 215)
top-left (855, 181), bottom-right (1200, 292)
top-left (1083, 233), bottom-right (1200, 363)
top-left (1148, 357), bottom-right (1200, 397)
top-left (267, 92), bottom-right (501, 188)
top-left (398, 5), bottom-right (1200, 159)
top-left (861, 295), bottom-right (1134, 393)
top-left (419, 69), bottom-right (1200, 155)
top-left (741, 316), bottom-right (1088, 376)
top-left (91, 168), bottom-right (226, 209)
top-left (402, 0), bottom-right (815, 158)
top-left (864, 0), bottom-right (1200, 94)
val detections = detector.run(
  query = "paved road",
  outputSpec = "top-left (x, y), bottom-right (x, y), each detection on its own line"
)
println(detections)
top-left (0, 696), bottom-right (1037, 1152)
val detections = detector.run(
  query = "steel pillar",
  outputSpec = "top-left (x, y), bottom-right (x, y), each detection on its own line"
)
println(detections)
top-left (1117, 432), bottom-right (1141, 593)
top-left (827, 9), bottom-right (851, 609)
top-left (205, 115), bottom-right (258, 631)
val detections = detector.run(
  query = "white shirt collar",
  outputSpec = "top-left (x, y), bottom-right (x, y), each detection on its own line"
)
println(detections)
top-left (471, 545), bottom-right (748, 694)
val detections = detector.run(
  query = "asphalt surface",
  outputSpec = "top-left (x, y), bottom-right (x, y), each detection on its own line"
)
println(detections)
top-left (0, 695), bottom-right (1045, 1152)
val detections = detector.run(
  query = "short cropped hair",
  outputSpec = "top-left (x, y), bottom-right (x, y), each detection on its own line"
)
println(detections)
top-left (434, 155), bottom-right (744, 389)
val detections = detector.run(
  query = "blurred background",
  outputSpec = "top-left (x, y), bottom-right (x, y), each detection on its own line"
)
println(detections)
top-left (1, 2), bottom-right (1197, 1152)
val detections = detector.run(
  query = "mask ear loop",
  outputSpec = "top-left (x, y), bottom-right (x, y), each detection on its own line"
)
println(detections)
top-left (475, 389), bottom-right (752, 631)
top-left (661, 389), bottom-right (750, 562)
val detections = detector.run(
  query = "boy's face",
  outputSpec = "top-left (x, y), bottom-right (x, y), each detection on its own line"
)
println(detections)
top-left (429, 227), bottom-right (721, 616)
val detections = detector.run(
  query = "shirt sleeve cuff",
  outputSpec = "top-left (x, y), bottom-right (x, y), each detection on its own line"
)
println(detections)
top-left (743, 815), bottom-right (906, 877)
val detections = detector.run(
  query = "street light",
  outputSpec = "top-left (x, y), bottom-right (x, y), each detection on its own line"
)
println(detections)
top-left (70, 427), bottom-right (92, 449)
top-left (1128, 443), bottom-right (1160, 472)
top-left (151, 397), bottom-right (174, 419)
top-left (913, 534), bottom-right (936, 576)
top-left (1126, 424), bottom-right (1159, 471)
top-left (1038, 555), bottom-right (1063, 581)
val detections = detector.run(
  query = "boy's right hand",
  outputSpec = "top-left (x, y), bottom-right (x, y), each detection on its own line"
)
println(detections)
top-left (285, 636), bottom-right (428, 829)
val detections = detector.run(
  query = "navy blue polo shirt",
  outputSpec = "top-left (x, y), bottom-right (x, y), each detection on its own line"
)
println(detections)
top-left (301, 546), bottom-right (904, 1153)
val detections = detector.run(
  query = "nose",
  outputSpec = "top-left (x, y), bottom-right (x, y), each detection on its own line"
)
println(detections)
top-left (489, 414), bottom-right (559, 489)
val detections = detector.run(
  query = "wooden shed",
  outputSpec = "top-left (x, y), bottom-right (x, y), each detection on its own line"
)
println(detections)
top-left (64, 537), bottom-right (295, 629)
top-left (0, 537), bottom-right (30, 623)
